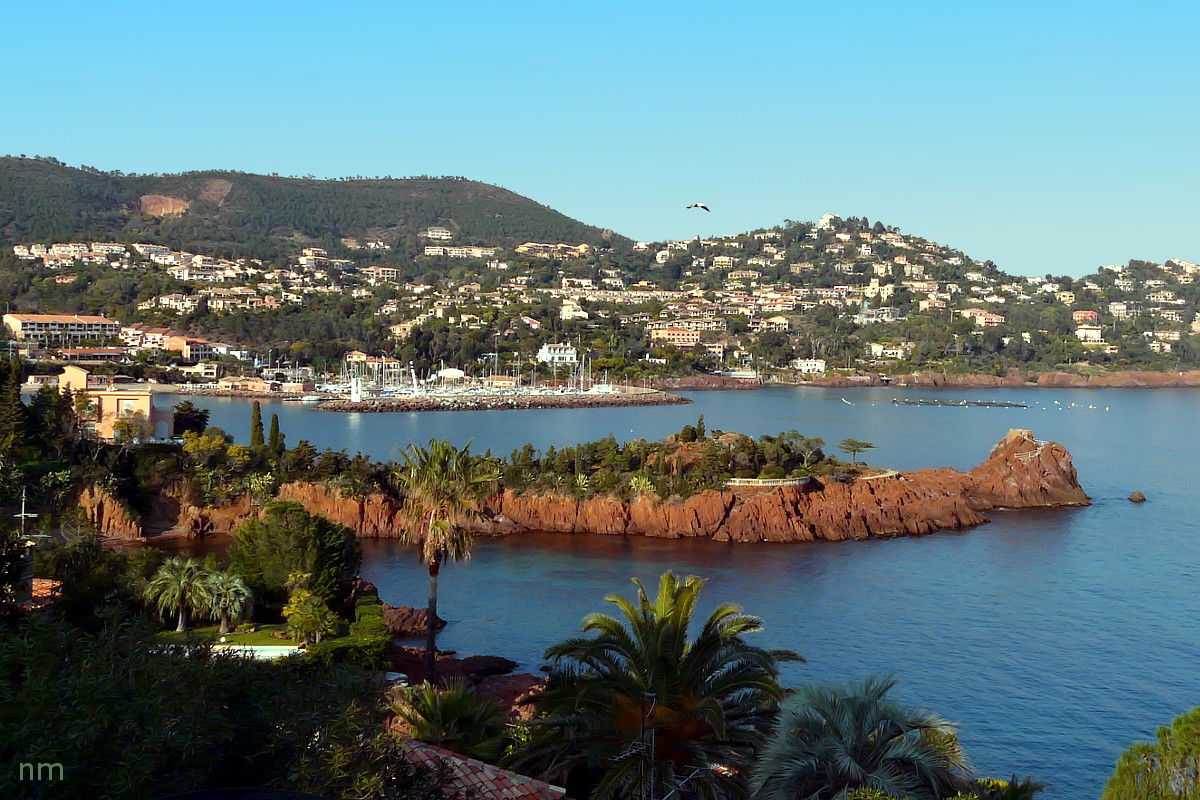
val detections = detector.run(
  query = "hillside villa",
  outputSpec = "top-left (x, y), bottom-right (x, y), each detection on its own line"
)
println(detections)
top-left (58, 365), bottom-right (174, 441)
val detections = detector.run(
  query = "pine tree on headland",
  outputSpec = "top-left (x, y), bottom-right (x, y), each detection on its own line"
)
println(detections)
top-left (267, 413), bottom-right (284, 459)
top-left (249, 401), bottom-right (264, 449)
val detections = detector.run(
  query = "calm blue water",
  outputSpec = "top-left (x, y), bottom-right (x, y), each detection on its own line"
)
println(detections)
top-left (171, 387), bottom-right (1200, 798)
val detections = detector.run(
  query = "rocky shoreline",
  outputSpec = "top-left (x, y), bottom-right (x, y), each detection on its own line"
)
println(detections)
top-left (653, 375), bottom-right (764, 391)
top-left (80, 429), bottom-right (1087, 545)
top-left (315, 390), bottom-right (689, 413)
top-left (784, 368), bottom-right (1200, 389)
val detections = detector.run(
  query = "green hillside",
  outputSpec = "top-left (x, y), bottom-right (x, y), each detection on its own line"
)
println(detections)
top-left (0, 156), bottom-right (618, 258)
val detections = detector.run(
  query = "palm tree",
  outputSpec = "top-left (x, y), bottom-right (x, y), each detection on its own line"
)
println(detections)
top-left (391, 680), bottom-right (508, 762)
top-left (512, 572), bottom-right (802, 800)
top-left (974, 774), bottom-right (1046, 800)
top-left (145, 557), bottom-right (211, 633)
top-left (207, 571), bottom-right (252, 634)
top-left (752, 675), bottom-right (970, 800)
top-left (392, 439), bottom-right (498, 683)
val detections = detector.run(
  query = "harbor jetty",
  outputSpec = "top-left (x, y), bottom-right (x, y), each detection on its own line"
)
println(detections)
top-left (316, 389), bottom-right (689, 413)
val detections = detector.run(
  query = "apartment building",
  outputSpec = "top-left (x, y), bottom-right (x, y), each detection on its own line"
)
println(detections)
top-left (3, 313), bottom-right (121, 345)
top-left (649, 326), bottom-right (701, 348)
top-left (514, 242), bottom-right (590, 260)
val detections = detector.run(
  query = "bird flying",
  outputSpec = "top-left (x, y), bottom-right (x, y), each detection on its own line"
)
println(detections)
top-left (686, 203), bottom-right (710, 212)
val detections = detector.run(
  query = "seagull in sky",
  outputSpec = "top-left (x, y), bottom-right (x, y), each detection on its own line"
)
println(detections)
top-left (685, 202), bottom-right (710, 212)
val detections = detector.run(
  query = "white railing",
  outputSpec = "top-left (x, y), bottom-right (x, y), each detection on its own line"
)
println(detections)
top-left (726, 477), bottom-right (809, 487)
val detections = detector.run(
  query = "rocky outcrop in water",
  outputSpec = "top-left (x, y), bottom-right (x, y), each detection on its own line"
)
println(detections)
top-left (480, 428), bottom-right (1087, 542)
top-left (78, 429), bottom-right (1086, 544)
top-left (389, 646), bottom-right (518, 684)
top-left (382, 604), bottom-right (446, 637)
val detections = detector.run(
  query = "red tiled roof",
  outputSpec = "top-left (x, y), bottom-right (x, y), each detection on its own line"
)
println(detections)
top-left (402, 741), bottom-right (569, 800)
top-left (20, 578), bottom-right (62, 611)
top-left (6, 313), bottom-right (118, 324)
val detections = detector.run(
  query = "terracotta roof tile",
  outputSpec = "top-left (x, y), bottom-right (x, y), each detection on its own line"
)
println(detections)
top-left (402, 740), bottom-right (569, 800)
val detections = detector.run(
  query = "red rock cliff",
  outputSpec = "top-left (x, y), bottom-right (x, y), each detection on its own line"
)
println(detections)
top-left (79, 430), bottom-right (1085, 544)
top-left (480, 428), bottom-right (1087, 543)
top-left (76, 485), bottom-right (144, 540)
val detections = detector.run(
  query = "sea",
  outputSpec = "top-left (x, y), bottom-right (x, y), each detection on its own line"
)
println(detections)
top-left (166, 385), bottom-right (1200, 798)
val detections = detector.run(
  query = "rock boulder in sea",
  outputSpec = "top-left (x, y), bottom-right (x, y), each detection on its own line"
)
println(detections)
top-left (381, 604), bottom-right (446, 637)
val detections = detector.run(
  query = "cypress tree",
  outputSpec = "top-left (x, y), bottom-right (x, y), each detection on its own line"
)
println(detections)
top-left (249, 401), bottom-right (264, 449)
top-left (267, 413), bottom-right (284, 459)
top-left (0, 377), bottom-right (28, 453)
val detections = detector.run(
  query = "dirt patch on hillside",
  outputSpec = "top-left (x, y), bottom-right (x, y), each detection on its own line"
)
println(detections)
top-left (199, 178), bottom-right (232, 205)
top-left (139, 194), bottom-right (190, 216)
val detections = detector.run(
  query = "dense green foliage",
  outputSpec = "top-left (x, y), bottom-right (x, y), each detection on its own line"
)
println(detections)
top-left (0, 156), bottom-right (617, 257)
top-left (228, 499), bottom-right (361, 607)
top-left (495, 419), bottom-right (837, 498)
top-left (304, 589), bottom-right (391, 668)
top-left (0, 612), bottom-right (471, 800)
top-left (1102, 706), bottom-right (1200, 800)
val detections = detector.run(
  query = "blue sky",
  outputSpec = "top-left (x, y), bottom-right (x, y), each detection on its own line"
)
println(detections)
top-left (3, 0), bottom-right (1196, 276)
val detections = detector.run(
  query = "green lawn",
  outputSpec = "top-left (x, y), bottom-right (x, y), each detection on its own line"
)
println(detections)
top-left (155, 624), bottom-right (294, 646)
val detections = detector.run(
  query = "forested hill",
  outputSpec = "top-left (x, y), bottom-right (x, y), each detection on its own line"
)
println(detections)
top-left (0, 156), bottom-right (618, 259)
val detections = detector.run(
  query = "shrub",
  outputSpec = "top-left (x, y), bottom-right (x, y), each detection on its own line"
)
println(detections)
top-left (308, 591), bottom-right (390, 669)
top-left (0, 614), bottom-right (372, 798)
top-left (305, 633), bottom-right (389, 669)
top-left (228, 500), bottom-right (361, 608)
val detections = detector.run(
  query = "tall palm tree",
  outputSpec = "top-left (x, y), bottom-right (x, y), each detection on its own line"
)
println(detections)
top-left (207, 571), bottom-right (252, 634)
top-left (512, 572), bottom-right (802, 800)
top-left (145, 557), bottom-right (211, 633)
top-left (392, 439), bottom-right (498, 682)
top-left (752, 674), bottom-right (971, 800)
top-left (391, 680), bottom-right (508, 763)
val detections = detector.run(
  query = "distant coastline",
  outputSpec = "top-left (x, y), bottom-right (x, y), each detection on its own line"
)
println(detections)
top-left (783, 368), bottom-right (1200, 390)
top-left (139, 369), bottom-right (1200, 407)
